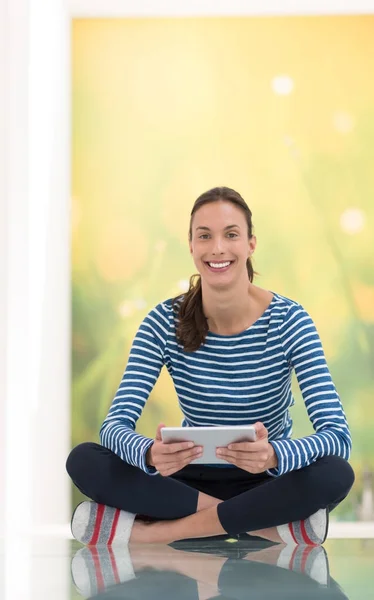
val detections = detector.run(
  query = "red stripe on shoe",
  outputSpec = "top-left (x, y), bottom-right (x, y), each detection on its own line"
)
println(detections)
top-left (300, 519), bottom-right (316, 545)
top-left (300, 545), bottom-right (314, 572)
top-left (289, 545), bottom-right (299, 570)
top-left (89, 504), bottom-right (105, 546)
top-left (108, 546), bottom-right (120, 584)
top-left (107, 509), bottom-right (121, 546)
top-left (89, 546), bottom-right (105, 592)
top-left (288, 522), bottom-right (298, 544)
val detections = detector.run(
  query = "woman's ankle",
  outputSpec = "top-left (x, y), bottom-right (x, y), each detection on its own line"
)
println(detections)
top-left (248, 526), bottom-right (283, 543)
top-left (197, 492), bottom-right (222, 512)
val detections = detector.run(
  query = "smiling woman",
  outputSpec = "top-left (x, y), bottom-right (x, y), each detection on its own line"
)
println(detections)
top-left (67, 185), bottom-right (355, 548)
top-left (174, 187), bottom-right (259, 349)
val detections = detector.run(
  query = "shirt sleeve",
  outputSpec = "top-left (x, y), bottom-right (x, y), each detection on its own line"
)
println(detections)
top-left (266, 303), bottom-right (352, 477)
top-left (99, 303), bottom-right (171, 475)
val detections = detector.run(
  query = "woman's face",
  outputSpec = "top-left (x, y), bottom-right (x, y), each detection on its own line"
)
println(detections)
top-left (189, 200), bottom-right (256, 288)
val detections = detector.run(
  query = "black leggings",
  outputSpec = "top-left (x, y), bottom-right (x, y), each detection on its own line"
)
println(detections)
top-left (66, 442), bottom-right (355, 537)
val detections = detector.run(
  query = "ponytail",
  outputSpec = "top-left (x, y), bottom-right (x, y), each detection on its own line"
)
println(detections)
top-left (172, 257), bottom-right (255, 352)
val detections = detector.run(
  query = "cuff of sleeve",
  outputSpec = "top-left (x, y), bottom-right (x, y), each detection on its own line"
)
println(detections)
top-left (266, 440), bottom-right (285, 477)
top-left (139, 438), bottom-right (159, 475)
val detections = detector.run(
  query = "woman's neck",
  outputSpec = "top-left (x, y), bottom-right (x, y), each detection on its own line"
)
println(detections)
top-left (202, 280), bottom-right (256, 334)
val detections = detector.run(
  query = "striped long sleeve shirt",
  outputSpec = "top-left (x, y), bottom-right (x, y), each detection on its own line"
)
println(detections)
top-left (100, 292), bottom-right (352, 477)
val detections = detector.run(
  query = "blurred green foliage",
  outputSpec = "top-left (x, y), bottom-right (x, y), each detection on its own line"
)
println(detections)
top-left (71, 16), bottom-right (374, 519)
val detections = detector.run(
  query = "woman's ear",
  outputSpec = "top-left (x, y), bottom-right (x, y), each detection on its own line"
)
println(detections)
top-left (249, 235), bottom-right (257, 255)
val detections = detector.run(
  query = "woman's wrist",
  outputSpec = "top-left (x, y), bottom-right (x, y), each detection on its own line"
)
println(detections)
top-left (266, 443), bottom-right (278, 470)
top-left (146, 445), bottom-right (155, 467)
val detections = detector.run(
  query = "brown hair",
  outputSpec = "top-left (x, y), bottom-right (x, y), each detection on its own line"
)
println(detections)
top-left (172, 186), bottom-right (257, 352)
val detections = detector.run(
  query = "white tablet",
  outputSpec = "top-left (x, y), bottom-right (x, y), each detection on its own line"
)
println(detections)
top-left (161, 425), bottom-right (257, 465)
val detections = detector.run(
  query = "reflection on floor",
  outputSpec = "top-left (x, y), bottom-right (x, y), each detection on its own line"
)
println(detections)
top-left (69, 537), bottom-right (374, 600)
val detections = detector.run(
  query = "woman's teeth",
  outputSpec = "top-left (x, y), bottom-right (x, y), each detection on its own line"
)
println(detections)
top-left (208, 261), bottom-right (231, 269)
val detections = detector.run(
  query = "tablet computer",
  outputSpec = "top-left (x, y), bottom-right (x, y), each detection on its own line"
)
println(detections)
top-left (161, 425), bottom-right (257, 465)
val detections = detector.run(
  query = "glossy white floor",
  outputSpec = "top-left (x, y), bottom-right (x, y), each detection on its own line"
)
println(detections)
top-left (2, 533), bottom-right (373, 600)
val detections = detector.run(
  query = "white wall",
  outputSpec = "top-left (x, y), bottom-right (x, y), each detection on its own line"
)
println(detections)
top-left (0, 0), bottom-right (7, 539)
top-left (0, 0), bottom-right (71, 540)
top-left (27, 0), bottom-right (71, 536)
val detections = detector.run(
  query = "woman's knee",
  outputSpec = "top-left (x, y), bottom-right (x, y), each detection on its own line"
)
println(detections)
top-left (325, 455), bottom-right (355, 485)
top-left (336, 456), bottom-right (355, 495)
top-left (314, 455), bottom-right (355, 498)
top-left (66, 441), bottom-right (102, 482)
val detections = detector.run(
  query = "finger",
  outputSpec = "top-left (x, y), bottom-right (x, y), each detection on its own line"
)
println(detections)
top-left (159, 449), bottom-right (203, 474)
top-left (160, 447), bottom-right (203, 463)
top-left (217, 449), bottom-right (268, 463)
top-left (156, 423), bottom-right (165, 441)
top-left (161, 441), bottom-right (196, 454)
top-left (226, 442), bottom-right (267, 453)
top-left (253, 421), bottom-right (268, 440)
top-left (159, 466), bottom-right (180, 477)
top-left (160, 457), bottom-right (196, 476)
top-left (226, 442), bottom-right (256, 451)
top-left (217, 450), bottom-right (242, 461)
top-left (177, 447), bottom-right (203, 461)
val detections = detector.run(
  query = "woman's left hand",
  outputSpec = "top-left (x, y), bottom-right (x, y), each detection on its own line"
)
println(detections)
top-left (216, 422), bottom-right (278, 474)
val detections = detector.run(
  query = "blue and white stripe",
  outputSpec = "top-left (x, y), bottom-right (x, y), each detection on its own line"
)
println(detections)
top-left (99, 292), bottom-right (352, 476)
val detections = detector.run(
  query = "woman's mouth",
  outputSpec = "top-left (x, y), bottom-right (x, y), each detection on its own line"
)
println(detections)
top-left (204, 260), bottom-right (234, 273)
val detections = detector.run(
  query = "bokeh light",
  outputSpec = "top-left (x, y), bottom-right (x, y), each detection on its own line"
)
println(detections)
top-left (333, 111), bottom-right (355, 134)
top-left (271, 75), bottom-right (294, 95)
top-left (340, 208), bottom-right (365, 235)
top-left (178, 279), bottom-right (190, 292)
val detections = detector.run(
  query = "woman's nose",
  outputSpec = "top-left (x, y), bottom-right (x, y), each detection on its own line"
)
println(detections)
top-left (211, 238), bottom-right (225, 254)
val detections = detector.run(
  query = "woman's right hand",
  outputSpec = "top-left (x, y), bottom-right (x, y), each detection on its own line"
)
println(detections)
top-left (146, 423), bottom-right (203, 476)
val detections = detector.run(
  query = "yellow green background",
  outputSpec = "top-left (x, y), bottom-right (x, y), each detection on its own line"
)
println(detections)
top-left (71, 16), bottom-right (374, 521)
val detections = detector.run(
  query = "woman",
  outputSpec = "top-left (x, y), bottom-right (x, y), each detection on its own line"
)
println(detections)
top-left (66, 186), bottom-right (355, 546)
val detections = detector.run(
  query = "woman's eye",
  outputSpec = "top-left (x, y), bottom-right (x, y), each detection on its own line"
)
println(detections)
top-left (198, 232), bottom-right (238, 239)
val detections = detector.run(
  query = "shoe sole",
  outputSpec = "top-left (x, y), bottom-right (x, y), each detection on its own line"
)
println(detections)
top-left (322, 508), bottom-right (330, 544)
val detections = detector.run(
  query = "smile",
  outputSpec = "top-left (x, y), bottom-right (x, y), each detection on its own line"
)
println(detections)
top-left (205, 261), bottom-right (234, 272)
